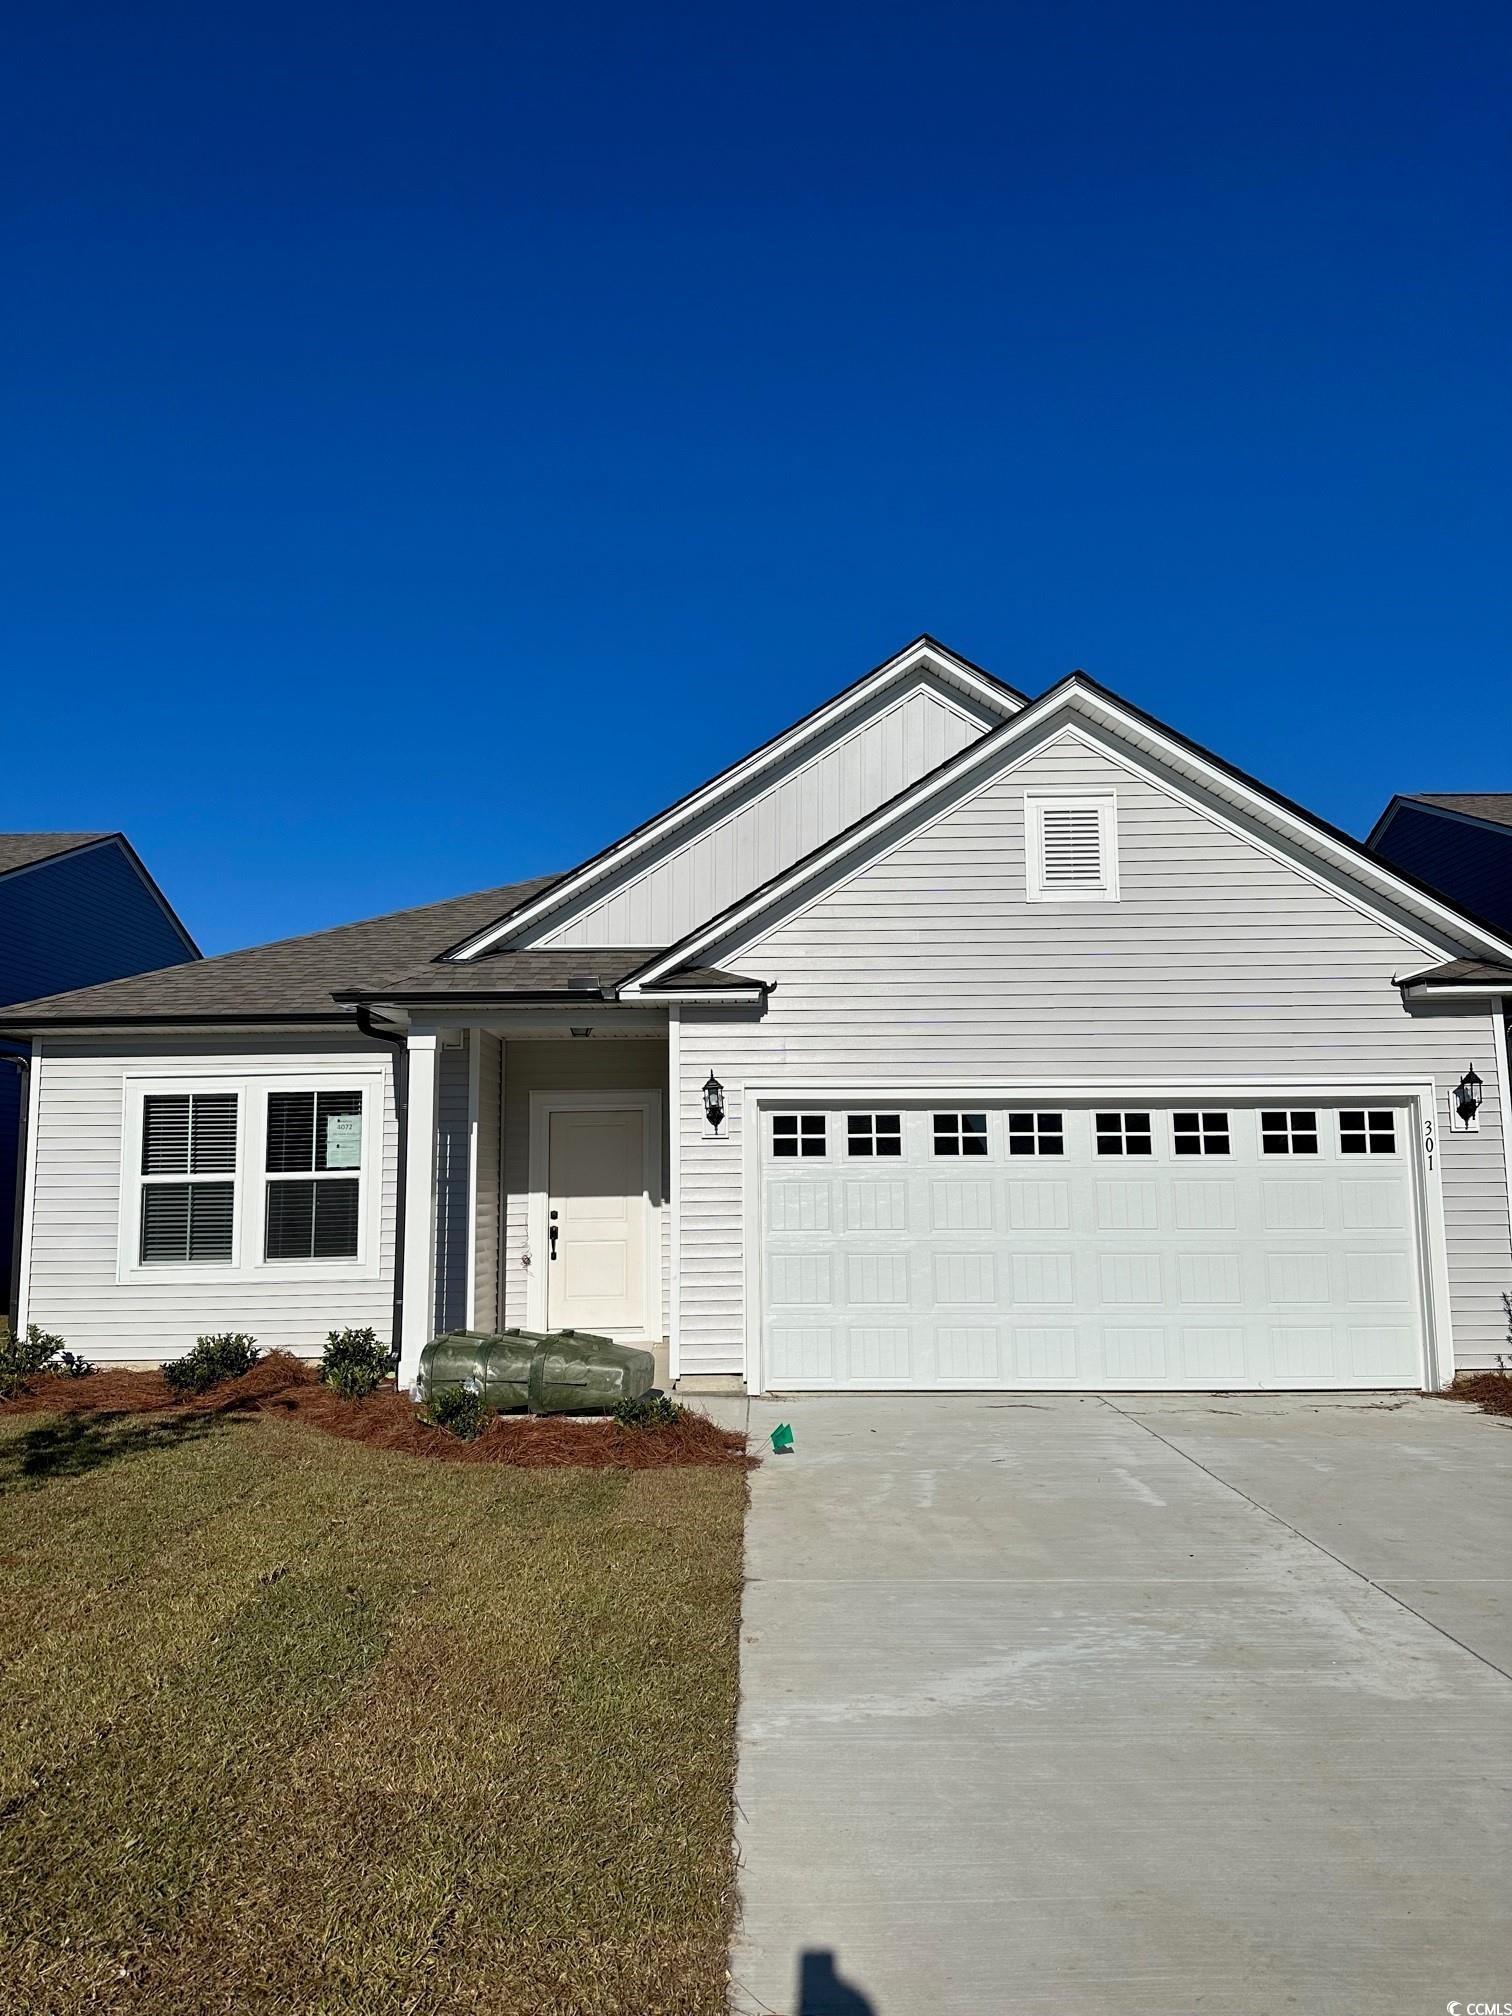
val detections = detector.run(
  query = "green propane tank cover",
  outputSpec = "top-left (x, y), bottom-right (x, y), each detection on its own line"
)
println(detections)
top-left (526, 1331), bottom-right (657, 1415)
top-left (770, 1422), bottom-right (795, 1452)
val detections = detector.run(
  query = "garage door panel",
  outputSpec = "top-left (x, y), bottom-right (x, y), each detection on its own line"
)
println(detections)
top-left (761, 1100), bottom-right (1425, 1390)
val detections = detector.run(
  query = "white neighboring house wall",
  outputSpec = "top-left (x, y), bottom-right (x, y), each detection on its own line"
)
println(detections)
top-left (674, 729), bottom-right (1512, 1379)
top-left (20, 1033), bottom-right (399, 1362)
top-left (516, 674), bottom-right (998, 950)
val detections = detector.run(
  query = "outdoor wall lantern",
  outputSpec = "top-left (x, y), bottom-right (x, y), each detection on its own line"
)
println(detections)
top-left (1455, 1064), bottom-right (1484, 1125)
top-left (703, 1071), bottom-right (726, 1134)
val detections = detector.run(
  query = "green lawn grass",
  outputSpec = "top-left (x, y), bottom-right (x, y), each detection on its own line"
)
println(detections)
top-left (0, 1408), bottom-right (746, 2015)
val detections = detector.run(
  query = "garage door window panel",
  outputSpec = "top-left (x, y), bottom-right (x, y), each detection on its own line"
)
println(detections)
top-left (773, 1114), bottom-right (826, 1158)
top-left (1095, 1112), bottom-right (1152, 1157)
top-left (1339, 1109), bottom-right (1396, 1155)
top-left (1262, 1110), bottom-right (1319, 1156)
top-left (847, 1113), bottom-right (902, 1157)
top-left (934, 1112), bottom-right (988, 1157)
top-left (1008, 1112), bottom-right (1064, 1156)
top-left (1173, 1111), bottom-right (1230, 1157)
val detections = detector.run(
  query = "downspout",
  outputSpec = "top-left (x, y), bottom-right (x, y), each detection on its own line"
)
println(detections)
top-left (356, 1009), bottom-right (408, 1354)
top-left (0, 1047), bottom-right (27, 1331)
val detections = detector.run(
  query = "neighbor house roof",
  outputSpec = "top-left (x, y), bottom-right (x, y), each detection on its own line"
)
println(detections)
top-left (0, 833), bottom-right (113, 877)
top-left (1398, 794), bottom-right (1512, 830)
top-left (0, 875), bottom-right (558, 1028)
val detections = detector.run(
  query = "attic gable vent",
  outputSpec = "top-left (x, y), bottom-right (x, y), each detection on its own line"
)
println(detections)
top-left (1026, 793), bottom-right (1119, 903)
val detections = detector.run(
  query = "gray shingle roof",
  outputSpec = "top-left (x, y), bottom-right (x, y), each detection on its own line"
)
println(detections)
top-left (0, 875), bottom-right (559, 1026)
top-left (1406, 794), bottom-right (1512, 830)
top-left (332, 952), bottom-right (768, 1002)
top-left (0, 833), bottom-right (112, 877)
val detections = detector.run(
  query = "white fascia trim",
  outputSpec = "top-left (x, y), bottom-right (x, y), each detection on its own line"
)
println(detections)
top-left (447, 642), bottom-right (1020, 961)
top-left (617, 988), bottom-right (766, 1005)
top-left (1384, 799), bottom-right (1512, 843)
top-left (627, 687), bottom-right (1512, 989)
top-left (1401, 983), bottom-right (1512, 1000)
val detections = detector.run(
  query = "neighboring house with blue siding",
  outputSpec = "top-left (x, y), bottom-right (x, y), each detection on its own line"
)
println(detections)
top-left (1368, 795), bottom-right (1512, 937)
top-left (1, 834), bottom-right (198, 1317)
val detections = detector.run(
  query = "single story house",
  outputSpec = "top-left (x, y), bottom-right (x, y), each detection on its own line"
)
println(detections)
top-left (3, 638), bottom-right (1511, 1394)
top-left (1368, 793), bottom-right (1512, 937)
top-left (1, 833), bottom-right (197, 1319)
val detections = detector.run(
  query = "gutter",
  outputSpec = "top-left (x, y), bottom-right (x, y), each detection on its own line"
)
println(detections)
top-left (356, 1008), bottom-right (408, 1357)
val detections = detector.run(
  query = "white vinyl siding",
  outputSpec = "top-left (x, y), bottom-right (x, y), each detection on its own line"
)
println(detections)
top-left (676, 729), bottom-right (1511, 1377)
top-left (526, 676), bottom-right (993, 949)
top-left (23, 1036), bottom-right (398, 1362)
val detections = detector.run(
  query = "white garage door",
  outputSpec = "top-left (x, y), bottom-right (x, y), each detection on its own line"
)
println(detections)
top-left (760, 1101), bottom-right (1427, 1390)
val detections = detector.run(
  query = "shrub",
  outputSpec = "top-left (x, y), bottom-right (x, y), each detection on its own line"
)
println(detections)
top-left (0, 1323), bottom-right (92, 1399)
top-left (162, 1333), bottom-right (261, 1395)
top-left (320, 1327), bottom-right (396, 1400)
top-left (425, 1382), bottom-right (490, 1441)
top-left (612, 1391), bottom-right (685, 1430)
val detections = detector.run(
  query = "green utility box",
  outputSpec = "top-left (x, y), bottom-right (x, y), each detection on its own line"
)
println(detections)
top-left (419, 1327), bottom-right (656, 1416)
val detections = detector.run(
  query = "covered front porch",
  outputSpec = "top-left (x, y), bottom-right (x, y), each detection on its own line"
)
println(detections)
top-left (396, 1010), bottom-right (673, 1388)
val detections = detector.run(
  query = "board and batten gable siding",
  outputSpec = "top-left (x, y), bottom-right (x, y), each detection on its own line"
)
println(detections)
top-left (675, 729), bottom-right (1512, 1376)
top-left (22, 1035), bottom-right (399, 1362)
top-left (499, 1039), bottom-right (670, 1336)
top-left (523, 674), bottom-right (993, 950)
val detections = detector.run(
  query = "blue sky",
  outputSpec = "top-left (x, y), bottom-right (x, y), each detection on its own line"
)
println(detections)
top-left (4, 2), bottom-right (1508, 954)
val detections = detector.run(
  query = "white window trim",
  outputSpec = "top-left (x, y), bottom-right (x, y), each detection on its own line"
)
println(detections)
top-left (1025, 790), bottom-right (1119, 903)
top-left (116, 1069), bottom-right (385, 1284)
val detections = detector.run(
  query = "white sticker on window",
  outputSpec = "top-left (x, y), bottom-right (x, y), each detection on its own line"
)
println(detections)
top-left (325, 1113), bottom-right (362, 1168)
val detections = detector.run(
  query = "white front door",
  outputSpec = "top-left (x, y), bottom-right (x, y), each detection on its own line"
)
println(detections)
top-left (546, 1105), bottom-right (647, 1335)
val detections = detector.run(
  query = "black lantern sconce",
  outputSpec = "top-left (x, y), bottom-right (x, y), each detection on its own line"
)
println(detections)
top-left (702, 1071), bottom-right (726, 1135)
top-left (1454, 1064), bottom-right (1484, 1126)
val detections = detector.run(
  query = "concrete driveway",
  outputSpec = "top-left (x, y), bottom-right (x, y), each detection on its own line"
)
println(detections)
top-left (723, 1392), bottom-right (1512, 2015)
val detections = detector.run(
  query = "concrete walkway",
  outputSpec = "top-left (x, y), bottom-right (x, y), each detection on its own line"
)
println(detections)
top-left (721, 1392), bottom-right (1512, 2015)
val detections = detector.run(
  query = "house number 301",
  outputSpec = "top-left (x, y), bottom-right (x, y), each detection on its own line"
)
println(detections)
top-left (1423, 1115), bottom-right (1435, 1169)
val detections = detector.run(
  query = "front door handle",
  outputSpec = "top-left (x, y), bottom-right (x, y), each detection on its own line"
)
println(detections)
top-left (548, 1210), bottom-right (559, 1262)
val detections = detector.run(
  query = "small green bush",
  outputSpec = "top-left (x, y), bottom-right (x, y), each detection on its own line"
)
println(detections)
top-left (320, 1327), bottom-right (396, 1400)
top-left (0, 1323), bottom-right (92, 1399)
top-left (612, 1391), bottom-right (685, 1430)
top-left (425, 1382), bottom-right (491, 1441)
top-left (162, 1333), bottom-right (261, 1395)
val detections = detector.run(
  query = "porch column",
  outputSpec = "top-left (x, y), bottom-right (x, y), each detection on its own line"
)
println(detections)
top-left (398, 1026), bottom-right (439, 1393)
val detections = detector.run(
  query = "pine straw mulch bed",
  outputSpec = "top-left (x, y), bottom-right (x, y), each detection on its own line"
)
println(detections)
top-left (0, 1352), bottom-right (753, 1467)
top-left (1444, 1370), bottom-right (1512, 1419)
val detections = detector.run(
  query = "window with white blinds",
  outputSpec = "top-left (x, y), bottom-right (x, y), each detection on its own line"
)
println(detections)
top-left (138, 1093), bottom-right (238, 1264)
top-left (1026, 794), bottom-right (1118, 901)
top-left (264, 1090), bottom-right (363, 1260)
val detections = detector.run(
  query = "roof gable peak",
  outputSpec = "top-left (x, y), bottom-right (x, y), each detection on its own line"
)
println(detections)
top-left (443, 635), bottom-right (1025, 961)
